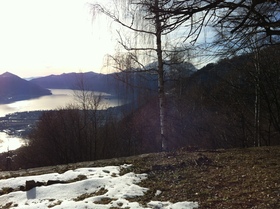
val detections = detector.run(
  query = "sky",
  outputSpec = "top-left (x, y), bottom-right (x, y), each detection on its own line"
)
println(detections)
top-left (0, 0), bottom-right (116, 78)
top-left (0, 164), bottom-right (199, 208)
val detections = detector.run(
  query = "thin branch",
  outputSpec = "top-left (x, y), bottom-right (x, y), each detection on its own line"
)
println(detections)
top-left (91, 4), bottom-right (156, 36)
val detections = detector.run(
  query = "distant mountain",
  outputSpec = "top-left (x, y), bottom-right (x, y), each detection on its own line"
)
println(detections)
top-left (31, 62), bottom-right (197, 97)
top-left (31, 71), bottom-right (159, 100)
top-left (30, 72), bottom-right (117, 94)
top-left (0, 72), bottom-right (52, 104)
top-left (145, 61), bottom-right (197, 77)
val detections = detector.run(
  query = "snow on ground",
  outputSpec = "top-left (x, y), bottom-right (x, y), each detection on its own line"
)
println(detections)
top-left (0, 164), bottom-right (198, 208)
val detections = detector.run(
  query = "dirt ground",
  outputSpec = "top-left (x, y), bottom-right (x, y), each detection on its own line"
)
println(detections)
top-left (1, 146), bottom-right (279, 208)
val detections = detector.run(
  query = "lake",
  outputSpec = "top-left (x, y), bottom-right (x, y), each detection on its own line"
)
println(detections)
top-left (0, 89), bottom-right (125, 152)
top-left (0, 89), bottom-right (123, 117)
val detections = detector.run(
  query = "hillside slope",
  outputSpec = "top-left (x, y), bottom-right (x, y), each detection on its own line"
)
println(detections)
top-left (0, 72), bottom-right (51, 104)
top-left (1, 146), bottom-right (279, 208)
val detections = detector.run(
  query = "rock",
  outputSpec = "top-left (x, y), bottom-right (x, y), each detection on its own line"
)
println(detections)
top-left (36, 181), bottom-right (44, 187)
top-left (46, 180), bottom-right (66, 186)
top-left (24, 180), bottom-right (45, 191)
top-left (195, 155), bottom-right (212, 166)
top-left (25, 180), bottom-right (36, 191)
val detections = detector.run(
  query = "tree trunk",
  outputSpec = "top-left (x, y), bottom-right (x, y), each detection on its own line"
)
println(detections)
top-left (155, 0), bottom-right (167, 151)
top-left (254, 50), bottom-right (261, 147)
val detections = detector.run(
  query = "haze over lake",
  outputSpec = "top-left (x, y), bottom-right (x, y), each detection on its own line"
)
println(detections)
top-left (0, 89), bottom-right (124, 117)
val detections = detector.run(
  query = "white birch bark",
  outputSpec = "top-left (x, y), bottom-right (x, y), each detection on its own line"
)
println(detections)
top-left (155, 0), bottom-right (167, 151)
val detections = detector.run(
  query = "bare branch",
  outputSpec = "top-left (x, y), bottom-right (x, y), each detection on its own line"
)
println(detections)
top-left (91, 4), bottom-right (156, 36)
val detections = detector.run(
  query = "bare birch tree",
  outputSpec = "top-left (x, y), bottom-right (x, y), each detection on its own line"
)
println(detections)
top-left (91, 0), bottom-right (218, 151)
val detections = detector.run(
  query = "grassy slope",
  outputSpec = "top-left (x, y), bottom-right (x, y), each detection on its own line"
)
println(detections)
top-left (1, 146), bottom-right (279, 208)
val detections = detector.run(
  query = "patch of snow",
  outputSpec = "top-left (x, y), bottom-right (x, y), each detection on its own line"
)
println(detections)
top-left (0, 164), bottom-right (198, 209)
top-left (148, 201), bottom-right (199, 209)
top-left (155, 190), bottom-right (162, 196)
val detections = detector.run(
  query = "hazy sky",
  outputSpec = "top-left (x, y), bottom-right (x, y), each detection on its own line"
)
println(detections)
top-left (0, 0), bottom-right (116, 78)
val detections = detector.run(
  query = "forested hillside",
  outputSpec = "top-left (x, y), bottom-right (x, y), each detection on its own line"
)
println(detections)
top-left (1, 45), bottom-right (280, 171)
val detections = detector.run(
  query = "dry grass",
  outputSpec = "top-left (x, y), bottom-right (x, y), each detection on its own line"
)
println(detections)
top-left (1, 146), bottom-right (279, 208)
top-left (122, 146), bottom-right (280, 208)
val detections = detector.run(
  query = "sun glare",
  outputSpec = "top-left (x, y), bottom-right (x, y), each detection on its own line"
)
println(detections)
top-left (0, 132), bottom-right (26, 153)
top-left (0, 0), bottom-right (117, 78)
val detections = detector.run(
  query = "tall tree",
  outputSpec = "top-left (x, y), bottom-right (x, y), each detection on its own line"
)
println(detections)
top-left (91, 0), bottom-right (213, 151)
top-left (211, 0), bottom-right (280, 146)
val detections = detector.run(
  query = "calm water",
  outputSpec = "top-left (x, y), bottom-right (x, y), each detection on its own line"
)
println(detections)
top-left (0, 89), bottom-right (124, 152)
top-left (0, 89), bottom-right (122, 117)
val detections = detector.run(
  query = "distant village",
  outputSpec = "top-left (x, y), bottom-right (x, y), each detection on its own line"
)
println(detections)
top-left (0, 111), bottom-right (44, 137)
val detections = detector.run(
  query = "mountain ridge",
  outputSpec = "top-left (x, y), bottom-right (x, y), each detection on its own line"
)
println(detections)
top-left (30, 62), bottom-right (197, 96)
top-left (0, 72), bottom-right (52, 104)
top-left (30, 71), bottom-right (116, 93)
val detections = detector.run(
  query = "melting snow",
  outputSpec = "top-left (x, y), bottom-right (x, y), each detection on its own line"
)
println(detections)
top-left (0, 165), bottom-right (198, 208)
